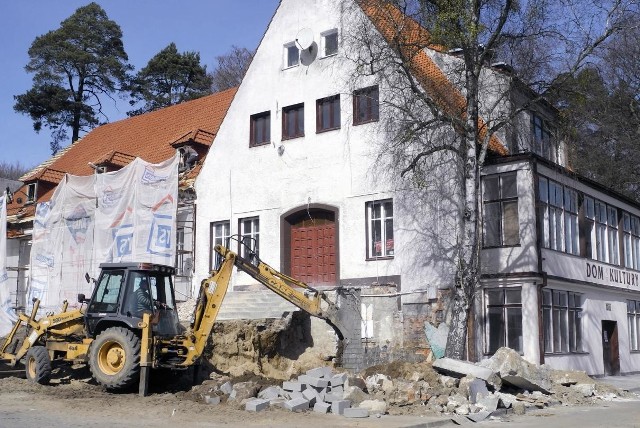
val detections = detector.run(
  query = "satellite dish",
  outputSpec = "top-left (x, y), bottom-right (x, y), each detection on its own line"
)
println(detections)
top-left (295, 28), bottom-right (314, 51)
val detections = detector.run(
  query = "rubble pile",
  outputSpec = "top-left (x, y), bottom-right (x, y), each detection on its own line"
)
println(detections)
top-left (187, 347), bottom-right (634, 422)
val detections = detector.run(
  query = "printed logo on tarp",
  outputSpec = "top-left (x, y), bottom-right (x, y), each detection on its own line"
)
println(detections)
top-left (34, 201), bottom-right (51, 230)
top-left (141, 166), bottom-right (168, 185)
top-left (0, 269), bottom-right (8, 284)
top-left (112, 224), bottom-right (134, 258)
top-left (1, 297), bottom-right (16, 320)
top-left (28, 280), bottom-right (47, 307)
top-left (65, 205), bottom-right (91, 244)
top-left (101, 186), bottom-right (123, 208)
top-left (147, 214), bottom-right (172, 257)
top-left (35, 252), bottom-right (55, 268)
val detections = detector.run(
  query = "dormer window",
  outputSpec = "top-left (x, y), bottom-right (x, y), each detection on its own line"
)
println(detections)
top-left (531, 113), bottom-right (556, 161)
top-left (321, 29), bottom-right (338, 57)
top-left (26, 183), bottom-right (37, 204)
top-left (96, 166), bottom-right (107, 174)
top-left (284, 42), bottom-right (299, 68)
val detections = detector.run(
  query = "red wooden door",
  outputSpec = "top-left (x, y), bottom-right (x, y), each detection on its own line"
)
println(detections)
top-left (291, 223), bottom-right (336, 285)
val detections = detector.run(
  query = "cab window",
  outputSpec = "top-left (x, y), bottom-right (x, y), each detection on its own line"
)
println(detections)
top-left (88, 270), bottom-right (124, 313)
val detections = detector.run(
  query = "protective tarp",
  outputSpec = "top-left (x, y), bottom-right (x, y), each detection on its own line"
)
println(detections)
top-left (0, 192), bottom-right (15, 336)
top-left (28, 154), bottom-right (178, 314)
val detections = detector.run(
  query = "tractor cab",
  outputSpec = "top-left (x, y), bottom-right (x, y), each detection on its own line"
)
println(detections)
top-left (84, 263), bottom-right (181, 338)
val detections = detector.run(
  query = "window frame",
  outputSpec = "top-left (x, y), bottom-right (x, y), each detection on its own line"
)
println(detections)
top-left (316, 95), bottom-right (341, 133)
top-left (210, 220), bottom-right (231, 271)
top-left (365, 199), bottom-right (394, 260)
top-left (628, 300), bottom-right (640, 351)
top-left (282, 103), bottom-right (305, 140)
top-left (284, 42), bottom-right (300, 68)
top-left (484, 288), bottom-right (523, 354)
top-left (239, 216), bottom-right (259, 259)
top-left (542, 289), bottom-right (583, 354)
top-left (353, 85), bottom-right (379, 125)
top-left (321, 29), bottom-right (338, 57)
top-left (531, 112), bottom-right (556, 161)
top-left (250, 111), bottom-right (271, 147)
top-left (482, 172), bottom-right (520, 248)
top-left (538, 177), bottom-right (579, 255)
top-left (26, 183), bottom-right (37, 204)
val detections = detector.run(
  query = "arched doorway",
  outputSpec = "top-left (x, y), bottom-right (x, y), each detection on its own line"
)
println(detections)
top-left (281, 206), bottom-right (339, 286)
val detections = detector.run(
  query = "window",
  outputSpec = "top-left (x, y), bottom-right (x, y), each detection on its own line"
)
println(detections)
top-left (239, 217), bottom-right (259, 259)
top-left (623, 213), bottom-right (640, 270)
top-left (282, 103), bottom-right (304, 140)
top-left (88, 270), bottom-right (124, 313)
top-left (175, 227), bottom-right (185, 276)
top-left (583, 197), bottom-right (595, 258)
top-left (210, 221), bottom-right (230, 271)
top-left (538, 177), bottom-right (578, 254)
top-left (353, 85), bottom-right (379, 125)
top-left (250, 111), bottom-right (270, 146)
top-left (531, 113), bottom-right (556, 161)
top-left (321, 29), bottom-right (338, 57)
top-left (542, 289), bottom-right (583, 353)
top-left (628, 300), bottom-right (640, 351)
top-left (26, 183), bottom-right (37, 203)
top-left (284, 42), bottom-right (299, 68)
top-left (608, 206), bottom-right (619, 265)
top-left (483, 173), bottom-right (519, 247)
top-left (366, 199), bottom-right (394, 259)
top-left (316, 95), bottom-right (340, 132)
top-left (485, 288), bottom-right (522, 354)
top-left (583, 198), bottom-right (620, 264)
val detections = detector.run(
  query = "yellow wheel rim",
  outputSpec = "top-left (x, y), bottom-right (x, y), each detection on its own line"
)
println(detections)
top-left (27, 356), bottom-right (36, 379)
top-left (97, 341), bottom-right (126, 375)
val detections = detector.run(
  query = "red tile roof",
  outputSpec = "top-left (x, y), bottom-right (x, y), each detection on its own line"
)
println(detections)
top-left (359, 0), bottom-right (508, 155)
top-left (7, 88), bottom-right (236, 222)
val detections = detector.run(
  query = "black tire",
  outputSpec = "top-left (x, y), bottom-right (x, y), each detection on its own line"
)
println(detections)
top-left (25, 346), bottom-right (51, 385)
top-left (89, 327), bottom-right (141, 390)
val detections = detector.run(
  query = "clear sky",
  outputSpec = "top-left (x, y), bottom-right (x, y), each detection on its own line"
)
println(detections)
top-left (0, 0), bottom-right (280, 171)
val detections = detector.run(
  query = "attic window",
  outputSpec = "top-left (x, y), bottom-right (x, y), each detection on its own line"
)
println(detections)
top-left (96, 166), bottom-right (108, 174)
top-left (321, 29), bottom-right (338, 57)
top-left (26, 183), bottom-right (37, 204)
top-left (284, 42), bottom-right (299, 68)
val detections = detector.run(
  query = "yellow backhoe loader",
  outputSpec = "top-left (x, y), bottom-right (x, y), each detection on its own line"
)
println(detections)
top-left (0, 236), bottom-right (347, 395)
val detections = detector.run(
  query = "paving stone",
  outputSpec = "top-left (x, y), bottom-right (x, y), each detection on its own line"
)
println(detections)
top-left (343, 408), bottom-right (369, 418)
top-left (306, 376), bottom-right (329, 388)
top-left (313, 401), bottom-right (331, 413)
top-left (324, 393), bottom-right (344, 402)
top-left (331, 400), bottom-right (351, 415)
top-left (303, 388), bottom-right (319, 406)
top-left (283, 381), bottom-right (306, 392)
top-left (330, 385), bottom-right (344, 395)
top-left (307, 367), bottom-right (333, 378)
top-left (220, 381), bottom-right (233, 395)
top-left (246, 398), bottom-right (269, 412)
top-left (330, 373), bottom-right (348, 386)
top-left (297, 374), bottom-right (311, 384)
top-left (284, 397), bottom-right (310, 412)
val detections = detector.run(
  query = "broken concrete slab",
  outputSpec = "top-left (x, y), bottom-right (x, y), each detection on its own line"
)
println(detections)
top-left (479, 347), bottom-right (552, 393)
top-left (257, 386), bottom-right (282, 400)
top-left (343, 408), bottom-right (369, 418)
top-left (343, 386), bottom-right (369, 405)
top-left (496, 392), bottom-right (517, 408)
top-left (432, 358), bottom-right (501, 389)
top-left (476, 393), bottom-right (499, 412)
top-left (468, 379), bottom-right (489, 404)
top-left (572, 383), bottom-right (596, 397)
top-left (466, 410), bottom-right (491, 422)
top-left (245, 398), bottom-right (269, 412)
top-left (306, 366), bottom-right (333, 379)
top-left (229, 382), bottom-right (259, 401)
top-left (219, 381), bottom-right (233, 395)
top-left (424, 322), bottom-right (449, 359)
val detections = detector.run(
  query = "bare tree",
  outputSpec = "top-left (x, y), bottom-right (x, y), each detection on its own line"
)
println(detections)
top-left (343, 0), bottom-right (637, 358)
top-left (209, 46), bottom-right (253, 92)
top-left (0, 161), bottom-right (31, 181)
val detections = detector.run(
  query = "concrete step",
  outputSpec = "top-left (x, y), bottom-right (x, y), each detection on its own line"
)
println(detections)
top-left (216, 290), bottom-right (298, 320)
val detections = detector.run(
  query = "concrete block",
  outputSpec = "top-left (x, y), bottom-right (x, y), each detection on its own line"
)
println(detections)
top-left (307, 367), bottom-right (333, 378)
top-left (204, 395), bottom-right (221, 405)
top-left (330, 373), bottom-right (348, 386)
top-left (343, 408), bottom-right (369, 418)
top-left (306, 376), bottom-right (329, 388)
top-left (246, 398), bottom-right (269, 412)
top-left (331, 400), bottom-right (351, 415)
top-left (330, 385), bottom-right (344, 395)
top-left (297, 374), bottom-right (311, 384)
top-left (258, 386), bottom-right (282, 400)
top-left (313, 401), bottom-right (331, 413)
top-left (289, 391), bottom-right (305, 400)
top-left (324, 393), bottom-right (344, 402)
top-left (269, 398), bottom-right (287, 408)
top-left (220, 381), bottom-right (233, 395)
top-left (284, 397), bottom-right (310, 412)
top-left (302, 388), bottom-right (319, 406)
top-left (283, 381), bottom-right (306, 392)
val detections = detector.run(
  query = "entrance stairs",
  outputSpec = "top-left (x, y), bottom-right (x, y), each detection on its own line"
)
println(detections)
top-left (216, 290), bottom-right (298, 320)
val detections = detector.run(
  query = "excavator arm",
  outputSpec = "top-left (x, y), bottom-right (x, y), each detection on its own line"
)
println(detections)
top-left (178, 241), bottom-right (346, 367)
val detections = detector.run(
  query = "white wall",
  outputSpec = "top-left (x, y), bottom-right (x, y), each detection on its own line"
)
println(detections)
top-left (194, 0), bottom-right (457, 297)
